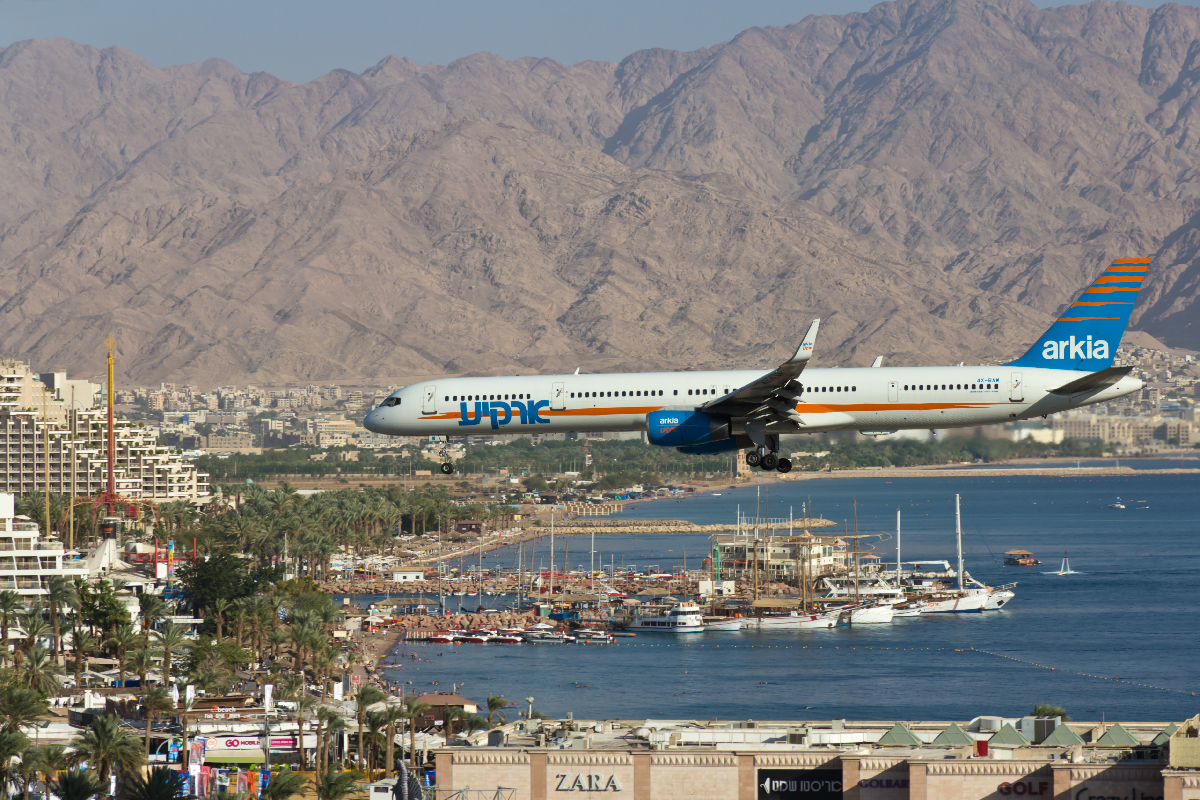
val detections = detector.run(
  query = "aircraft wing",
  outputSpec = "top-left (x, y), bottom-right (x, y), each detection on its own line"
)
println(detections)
top-left (699, 319), bottom-right (819, 424)
top-left (1047, 365), bottom-right (1133, 395)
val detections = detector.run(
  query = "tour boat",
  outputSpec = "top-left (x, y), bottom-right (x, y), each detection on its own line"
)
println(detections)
top-left (702, 617), bottom-right (743, 632)
top-left (628, 603), bottom-right (704, 633)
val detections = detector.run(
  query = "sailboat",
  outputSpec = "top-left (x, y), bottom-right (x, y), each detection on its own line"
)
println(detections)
top-left (1044, 551), bottom-right (1079, 575)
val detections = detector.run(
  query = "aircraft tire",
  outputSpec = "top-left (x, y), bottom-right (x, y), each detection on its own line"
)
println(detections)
top-left (761, 453), bottom-right (778, 470)
top-left (745, 451), bottom-right (761, 467)
top-left (440, 462), bottom-right (454, 475)
top-left (776, 458), bottom-right (793, 474)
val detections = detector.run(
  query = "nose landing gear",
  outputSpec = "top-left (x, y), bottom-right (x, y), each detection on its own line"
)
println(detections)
top-left (436, 441), bottom-right (455, 475)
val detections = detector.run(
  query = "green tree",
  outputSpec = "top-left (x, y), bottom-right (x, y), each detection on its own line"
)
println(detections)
top-left (0, 591), bottom-right (22, 667)
top-left (0, 686), bottom-right (48, 734)
top-left (52, 768), bottom-right (102, 800)
top-left (18, 647), bottom-right (62, 693)
top-left (70, 714), bottom-right (146, 794)
top-left (403, 697), bottom-right (431, 768)
top-left (1031, 703), bottom-right (1070, 721)
top-left (443, 707), bottom-right (467, 740)
top-left (140, 688), bottom-right (173, 759)
top-left (311, 769), bottom-right (365, 800)
top-left (116, 766), bottom-right (186, 800)
top-left (485, 694), bottom-right (510, 726)
top-left (260, 768), bottom-right (307, 800)
top-left (0, 731), bottom-right (30, 800)
top-left (152, 623), bottom-right (188, 689)
top-left (354, 686), bottom-right (387, 771)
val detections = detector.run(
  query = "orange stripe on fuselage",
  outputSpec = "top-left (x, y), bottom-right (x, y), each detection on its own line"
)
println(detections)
top-left (1083, 287), bottom-right (1139, 294)
top-left (1057, 317), bottom-right (1120, 322)
top-left (1070, 301), bottom-right (1134, 307)
top-left (1094, 276), bottom-right (1143, 284)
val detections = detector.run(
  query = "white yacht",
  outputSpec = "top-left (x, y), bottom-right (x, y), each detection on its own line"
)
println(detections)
top-left (628, 602), bottom-right (704, 633)
top-left (849, 603), bottom-right (894, 624)
top-left (0, 493), bottom-right (89, 595)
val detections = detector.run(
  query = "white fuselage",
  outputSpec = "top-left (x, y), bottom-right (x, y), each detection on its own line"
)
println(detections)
top-left (363, 365), bottom-right (1141, 438)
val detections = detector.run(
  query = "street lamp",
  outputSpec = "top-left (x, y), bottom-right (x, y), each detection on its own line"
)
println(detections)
top-left (525, 697), bottom-right (535, 719)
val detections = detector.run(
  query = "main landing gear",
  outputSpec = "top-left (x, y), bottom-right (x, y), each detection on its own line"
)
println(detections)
top-left (436, 442), bottom-right (455, 475)
top-left (746, 448), bottom-right (791, 473)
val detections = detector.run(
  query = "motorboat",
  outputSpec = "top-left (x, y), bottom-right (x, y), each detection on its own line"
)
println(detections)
top-left (702, 617), bottom-right (743, 632)
top-left (984, 583), bottom-right (1016, 609)
top-left (571, 629), bottom-right (615, 644)
top-left (459, 630), bottom-right (495, 644)
top-left (522, 629), bottom-right (567, 643)
top-left (1107, 497), bottom-right (1126, 509)
top-left (628, 603), bottom-right (704, 633)
top-left (427, 632), bottom-right (458, 644)
top-left (492, 634), bottom-right (524, 644)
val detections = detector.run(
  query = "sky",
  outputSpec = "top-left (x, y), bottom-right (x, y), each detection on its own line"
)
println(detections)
top-left (3, 0), bottom-right (1196, 82)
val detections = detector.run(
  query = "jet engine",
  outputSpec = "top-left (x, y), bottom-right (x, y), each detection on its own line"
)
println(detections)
top-left (646, 410), bottom-right (732, 448)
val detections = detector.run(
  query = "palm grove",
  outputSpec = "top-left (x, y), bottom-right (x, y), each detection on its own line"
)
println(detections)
top-left (1, 483), bottom-right (515, 799)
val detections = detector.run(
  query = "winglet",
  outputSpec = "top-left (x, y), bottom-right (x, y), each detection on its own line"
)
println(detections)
top-left (789, 319), bottom-right (820, 364)
top-left (871, 356), bottom-right (883, 368)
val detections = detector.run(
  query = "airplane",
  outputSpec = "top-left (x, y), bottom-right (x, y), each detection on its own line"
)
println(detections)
top-left (364, 258), bottom-right (1148, 474)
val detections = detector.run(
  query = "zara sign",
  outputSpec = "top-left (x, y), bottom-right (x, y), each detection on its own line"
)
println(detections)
top-left (554, 773), bottom-right (623, 792)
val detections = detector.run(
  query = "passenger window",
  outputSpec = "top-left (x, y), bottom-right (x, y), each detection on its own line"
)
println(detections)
top-left (674, 390), bottom-right (678, 395)
top-left (903, 385), bottom-right (908, 391)
top-left (852, 386), bottom-right (856, 392)
top-left (836, 387), bottom-right (841, 393)
top-left (443, 396), bottom-right (448, 402)
top-left (688, 390), bottom-right (692, 395)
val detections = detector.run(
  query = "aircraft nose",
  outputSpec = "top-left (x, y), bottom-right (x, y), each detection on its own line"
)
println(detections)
top-left (363, 408), bottom-right (383, 433)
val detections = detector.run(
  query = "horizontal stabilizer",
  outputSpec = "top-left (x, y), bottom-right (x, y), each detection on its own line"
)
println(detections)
top-left (1047, 366), bottom-right (1133, 396)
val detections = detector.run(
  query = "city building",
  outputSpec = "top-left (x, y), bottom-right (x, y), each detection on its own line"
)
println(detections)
top-left (432, 715), bottom-right (1199, 800)
top-left (0, 492), bottom-right (90, 594)
top-left (0, 360), bottom-right (209, 504)
top-left (712, 531), bottom-right (847, 583)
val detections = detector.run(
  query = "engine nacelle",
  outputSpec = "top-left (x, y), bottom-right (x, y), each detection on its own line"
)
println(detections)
top-left (646, 410), bottom-right (731, 448)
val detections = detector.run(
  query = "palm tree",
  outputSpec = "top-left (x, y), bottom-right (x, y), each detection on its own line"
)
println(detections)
top-left (69, 629), bottom-right (96, 688)
top-left (32, 743), bottom-right (69, 785)
top-left (354, 686), bottom-right (387, 771)
top-left (464, 714), bottom-right (489, 737)
top-left (403, 697), bottom-right (431, 768)
top-left (70, 714), bottom-right (146, 794)
top-left (115, 766), bottom-right (185, 800)
top-left (0, 685), bottom-right (49, 734)
top-left (485, 694), bottom-right (510, 727)
top-left (140, 688), bottom-right (173, 759)
top-left (46, 576), bottom-right (80, 660)
top-left (0, 731), bottom-right (30, 800)
top-left (382, 705), bottom-right (406, 775)
top-left (52, 769), bottom-right (102, 800)
top-left (136, 596), bottom-right (165, 635)
top-left (314, 707), bottom-right (345, 773)
top-left (0, 590), bottom-right (22, 667)
top-left (19, 612), bottom-right (50, 661)
top-left (105, 623), bottom-right (140, 689)
top-left (260, 768), bottom-right (307, 800)
top-left (311, 769), bottom-right (365, 800)
top-left (19, 647), bottom-right (62, 693)
top-left (364, 710), bottom-right (387, 778)
top-left (211, 598), bottom-right (230, 640)
top-left (128, 648), bottom-right (155, 692)
top-left (443, 707), bottom-right (467, 741)
top-left (151, 623), bottom-right (187, 689)
top-left (15, 747), bottom-right (41, 800)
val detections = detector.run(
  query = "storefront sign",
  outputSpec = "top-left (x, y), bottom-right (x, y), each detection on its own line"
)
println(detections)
top-left (758, 769), bottom-right (843, 800)
top-left (554, 773), bottom-right (623, 792)
top-left (1073, 788), bottom-right (1163, 800)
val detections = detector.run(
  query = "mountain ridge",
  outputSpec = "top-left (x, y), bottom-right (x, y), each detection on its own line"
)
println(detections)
top-left (1, 0), bottom-right (1199, 385)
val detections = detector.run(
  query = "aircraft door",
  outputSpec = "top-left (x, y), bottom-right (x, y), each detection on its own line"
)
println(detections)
top-left (723, 384), bottom-right (732, 397)
top-left (1009, 372), bottom-right (1024, 402)
top-left (551, 382), bottom-right (566, 410)
top-left (423, 385), bottom-right (437, 414)
top-left (888, 381), bottom-right (898, 402)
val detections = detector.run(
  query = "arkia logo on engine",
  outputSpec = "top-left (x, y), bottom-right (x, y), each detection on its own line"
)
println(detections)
top-left (1041, 336), bottom-right (1109, 360)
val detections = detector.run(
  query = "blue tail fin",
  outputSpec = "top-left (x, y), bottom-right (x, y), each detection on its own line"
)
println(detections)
top-left (1008, 258), bottom-right (1149, 371)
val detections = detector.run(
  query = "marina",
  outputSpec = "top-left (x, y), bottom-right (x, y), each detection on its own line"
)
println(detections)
top-left (377, 470), bottom-right (1200, 721)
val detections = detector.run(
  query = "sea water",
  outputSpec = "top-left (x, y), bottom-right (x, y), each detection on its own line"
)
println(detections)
top-left (380, 470), bottom-right (1200, 721)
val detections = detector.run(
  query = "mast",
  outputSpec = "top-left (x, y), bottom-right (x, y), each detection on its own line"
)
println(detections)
top-left (549, 511), bottom-right (554, 595)
top-left (590, 528), bottom-right (595, 598)
top-left (956, 493), bottom-right (963, 592)
top-left (896, 508), bottom-right (901, 584)
top-left (852, 499), bottom-right (860, 602)
top-left (104, 337), bottom-right (116, 516)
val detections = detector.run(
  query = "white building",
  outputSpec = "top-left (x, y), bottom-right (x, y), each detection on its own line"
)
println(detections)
top-left (0, 492), bottom-right (89, 595)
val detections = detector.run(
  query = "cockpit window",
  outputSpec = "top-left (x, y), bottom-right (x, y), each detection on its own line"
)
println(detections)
top-left (381, 397), bottom-right (401, 407)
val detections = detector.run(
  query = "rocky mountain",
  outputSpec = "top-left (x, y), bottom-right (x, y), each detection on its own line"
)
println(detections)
top-left (2, 0), bottom-right (1199, 385)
